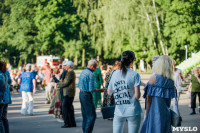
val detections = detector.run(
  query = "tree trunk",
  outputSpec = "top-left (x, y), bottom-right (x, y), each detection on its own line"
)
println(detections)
top-left (147, 62), bottom-right (152, 72)
top-left (152, 0), bottom-right (166, 55)
top-left (142, 1), bottom-right (157, 49)
top-left (165, 46), bottom-right (168, 55)
top-left (97, 55), bottom-right (100, 61)
top-left (82, 49), bottom-right (85, 67)
top-left (74, 56), bottom-right (78, 66)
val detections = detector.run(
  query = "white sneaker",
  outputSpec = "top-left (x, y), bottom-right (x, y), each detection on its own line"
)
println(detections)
top-left (57, 119), bottom-right (64, 123)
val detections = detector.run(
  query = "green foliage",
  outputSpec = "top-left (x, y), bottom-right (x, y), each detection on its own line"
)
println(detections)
top-left (164, 0), bottom-right (200, 63)
top-left (0, 0), bottom-right (199, 66)
top-left (0, 0), bottom-right (39, 61)
top-left (18, 59), bottom-right (22, 68)
top-left (34, 0), bottom-right (80, 57)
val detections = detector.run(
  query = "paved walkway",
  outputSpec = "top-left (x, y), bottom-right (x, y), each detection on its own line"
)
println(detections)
top-left (8, 76), bottom-right (200, 133)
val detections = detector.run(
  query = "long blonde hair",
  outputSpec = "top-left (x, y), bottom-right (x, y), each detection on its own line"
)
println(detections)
top-left (152, 55), bottom-right (174, 80)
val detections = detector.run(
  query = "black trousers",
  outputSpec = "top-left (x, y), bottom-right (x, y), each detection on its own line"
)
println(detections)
top-left (62, 96), bottom-right (76, 127)
top-left (0, 104), bottom-right (9, 133)
top-left (191, 92), bottom-right (200, 109)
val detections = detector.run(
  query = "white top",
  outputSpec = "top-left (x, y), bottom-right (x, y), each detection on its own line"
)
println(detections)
top-left (108, 68), bottom-right (142, 117)
top-left (174, 69), bottom-right (183, 92)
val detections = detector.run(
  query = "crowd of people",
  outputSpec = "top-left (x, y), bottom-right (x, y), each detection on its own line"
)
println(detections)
top-left (0, 50), bottom-right (200, 133)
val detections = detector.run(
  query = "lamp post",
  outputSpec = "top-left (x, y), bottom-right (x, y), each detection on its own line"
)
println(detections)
top-left (184, 45), bottom-right (188, 60)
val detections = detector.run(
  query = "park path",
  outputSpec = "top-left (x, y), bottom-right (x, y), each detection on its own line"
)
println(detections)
top-left (8, 74), bottom-right (200, 133)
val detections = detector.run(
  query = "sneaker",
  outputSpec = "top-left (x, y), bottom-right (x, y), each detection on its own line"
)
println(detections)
top-left (57, 119), bottom-right (64, 123)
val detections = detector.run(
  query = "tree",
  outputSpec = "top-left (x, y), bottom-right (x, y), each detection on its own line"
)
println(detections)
top-left (1, 0), bottom-right (40, 63)
top-left (34, 0), bottom-right (80, 58)
top-left (163, 0), bottom-right (200, 63)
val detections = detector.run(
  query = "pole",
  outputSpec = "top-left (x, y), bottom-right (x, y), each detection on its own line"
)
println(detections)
top-left (185, 45), bottom-right (188, 60)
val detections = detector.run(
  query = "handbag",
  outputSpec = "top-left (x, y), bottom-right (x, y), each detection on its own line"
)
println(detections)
top-left (170, 89), bottom-right (182, 127)
top-left (186, 91), bottom-right (191, 98)
top-left (101, 106), bottom-right (115, 119)
top-left (170, 109), bottom-right (182, 127)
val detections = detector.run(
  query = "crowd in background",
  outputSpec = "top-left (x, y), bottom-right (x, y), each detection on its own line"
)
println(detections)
top-left (0, 51), bottom-right (200, 133)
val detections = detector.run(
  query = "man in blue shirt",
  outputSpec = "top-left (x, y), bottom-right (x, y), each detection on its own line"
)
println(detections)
top-left (78, 59), bottom-right (104, 133)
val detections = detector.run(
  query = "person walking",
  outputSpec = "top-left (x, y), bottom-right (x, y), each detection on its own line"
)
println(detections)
top-left (189, 67), bottom-right (200, 115)
top-left (18, 64), bottom-right (36, 115)
top-left (0, 61), bottom-right (10, 133)
top-left (78, 59), bottom-right (104, 133)
top-left (108, 51), bottom-right (142, 133)
top-left (43, 63), bottom-right (53, 104)
top-left (93, 67), bottom-right (104, 109)
top-left (57, 61), bottom-right (76, 128)
top-left (140, 55), bottom-right (176, 133)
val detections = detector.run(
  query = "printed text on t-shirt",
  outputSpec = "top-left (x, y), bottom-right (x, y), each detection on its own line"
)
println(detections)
top-left (114, 80), bottom-right (131, 105)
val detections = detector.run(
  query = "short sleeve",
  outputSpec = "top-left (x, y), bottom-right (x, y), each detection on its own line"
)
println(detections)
top-left (143, 83), bottom-right (176, 99)
top-left (134, 73), bottom-right (141, 87)
top-left (31, 73), bottom-right (35, 80)
top-left (20, 73), bottom-right (23, 80)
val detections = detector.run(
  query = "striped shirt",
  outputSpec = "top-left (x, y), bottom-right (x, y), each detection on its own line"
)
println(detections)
top-left (78, 68), bottom-right (96, 92)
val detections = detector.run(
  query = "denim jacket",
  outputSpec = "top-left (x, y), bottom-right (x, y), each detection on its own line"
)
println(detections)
top-left (5, 71), bottom-right (12, 104)
top-left (0, 71), bottom-right (6, 103)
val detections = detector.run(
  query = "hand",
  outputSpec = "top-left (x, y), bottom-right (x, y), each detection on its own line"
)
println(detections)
top-left (188, 87), bottom-right (191, 93)
top-left (179, 72), bottom-right (182, 76)
top-left (142, 82), bottom-right (146, 87)
top-left (56, 84), bottom-right (59, 89)
top-left (33, 88), bottom-right (36, 94)
top-left (99, 88), bottom-right (106, 92)
top-left (194, 73), bottom-right (199, 78)
top-left (42, 81), bottom-right (44, 86)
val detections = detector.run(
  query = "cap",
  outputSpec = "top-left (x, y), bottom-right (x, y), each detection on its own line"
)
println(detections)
top-left (63, 61), bottom-right (73, 67)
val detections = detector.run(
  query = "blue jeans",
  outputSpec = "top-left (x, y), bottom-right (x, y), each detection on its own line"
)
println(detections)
top-left (79, 91), bottom-right (96, 133)
top-left (113, 115), bottom-right (141, 133)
